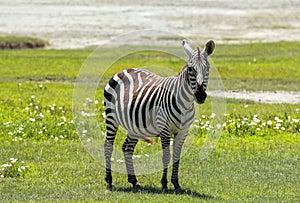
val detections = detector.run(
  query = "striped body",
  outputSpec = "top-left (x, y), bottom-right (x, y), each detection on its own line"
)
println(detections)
top-left (103, 40), bottom-right (215, 191)
top-left (104, 67), bottom-right (195, 141)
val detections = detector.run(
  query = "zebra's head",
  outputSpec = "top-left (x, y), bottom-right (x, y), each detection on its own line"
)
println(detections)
top-left (182, 40), bottom-right (215, 104)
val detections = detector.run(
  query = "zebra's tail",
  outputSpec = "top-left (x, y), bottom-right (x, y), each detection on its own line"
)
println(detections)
top-left (144, 137), bottom-right (153, 145)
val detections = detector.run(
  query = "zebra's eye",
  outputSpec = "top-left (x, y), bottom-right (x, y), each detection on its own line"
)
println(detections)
top-left (188, 66), bottom-right (197, 75)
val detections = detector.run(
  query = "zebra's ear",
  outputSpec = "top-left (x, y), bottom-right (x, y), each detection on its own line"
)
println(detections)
top-left (182, 40), bottom-right (193, 58)
top-left (204, 40), bottom-right (215, 56)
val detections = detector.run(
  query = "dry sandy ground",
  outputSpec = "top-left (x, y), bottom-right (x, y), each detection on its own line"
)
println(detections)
top-left (0, 0), bottom-right (299, 48)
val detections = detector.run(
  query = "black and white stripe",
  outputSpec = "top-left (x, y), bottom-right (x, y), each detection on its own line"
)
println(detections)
top-left (104, 40), bottom-right (215, 191)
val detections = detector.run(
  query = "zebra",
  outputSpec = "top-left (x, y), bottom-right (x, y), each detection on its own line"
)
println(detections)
top-left (104, 39), bottom-right (215, 192)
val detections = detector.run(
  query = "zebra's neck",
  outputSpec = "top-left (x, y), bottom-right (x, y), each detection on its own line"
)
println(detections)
top-left (168, 65), bottom-right (195, 111)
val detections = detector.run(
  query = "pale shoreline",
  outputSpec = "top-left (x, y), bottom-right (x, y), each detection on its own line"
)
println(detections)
top-left (0, 0), bottom-right (299, 49)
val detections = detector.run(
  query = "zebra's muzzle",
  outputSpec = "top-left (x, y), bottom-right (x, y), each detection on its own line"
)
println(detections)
top-left (194, 83), bottom-right (207, 104)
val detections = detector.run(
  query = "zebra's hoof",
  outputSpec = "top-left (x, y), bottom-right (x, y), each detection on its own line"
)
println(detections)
top-left (106, 183), bottom-right (114, 190)
top-left (174, 186), bottom-right (182, 194)
top-left (132, 182), bottom-right (142, 192)
top-left (162, 187), bottom-right (169, 193)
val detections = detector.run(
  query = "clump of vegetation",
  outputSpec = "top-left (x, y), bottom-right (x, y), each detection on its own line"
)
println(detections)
top-left (191, 109), bottom-right (300, 137)
top-left (0, 158), bottom-right (29, 178)
top-left (0, 36), bottom-right (49, 49)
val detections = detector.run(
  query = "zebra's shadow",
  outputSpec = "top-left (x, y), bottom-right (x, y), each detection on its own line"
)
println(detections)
top-left (113, 185), bottom-right (214, 199)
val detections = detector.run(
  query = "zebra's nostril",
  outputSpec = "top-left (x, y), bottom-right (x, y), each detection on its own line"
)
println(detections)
top-left (194, 83), bottom-right (207, 104)
top-left (196, 82), bottom-right (203, 90)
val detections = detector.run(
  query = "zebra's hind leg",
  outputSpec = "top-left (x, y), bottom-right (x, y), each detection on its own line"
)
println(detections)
top-left (122, 136), bottom-right (141, 190)
top-left (104, 115), bottom-right (118, 190)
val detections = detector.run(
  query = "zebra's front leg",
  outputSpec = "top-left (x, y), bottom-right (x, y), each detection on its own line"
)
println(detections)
top-left (161, 136), bottom-right (171, 192)
top-left (171, 133), bottom-right (186, 192)
top-left (122, 136), bottom-right (141, 190)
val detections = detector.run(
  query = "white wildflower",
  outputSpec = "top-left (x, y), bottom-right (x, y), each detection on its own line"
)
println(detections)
top-left (117, 159), bottom-right (124, 163)
top-left (10, 158), bottom-right (18, 163)
top-left (29, 118), bottom-right (36, 122)
top-left (86, 98), bottom-right (93, 103)
top-left (253, 117), bottom-right (260, 123)
top-left (274, 117), bottom-right (283, 123)
top-left (39, 113), bottom-right (44, 118)
top-left (2, 163), bottom-right (12, 168)
top-left (210, 113), bottom-right (216, 119)
top-left (132, 155), bottom-right (141, 159)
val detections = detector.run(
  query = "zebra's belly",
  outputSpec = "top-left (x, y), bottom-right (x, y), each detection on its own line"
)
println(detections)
top-left (114, 104), bottom-right (194, 137)
top-left (114, 104), bottom-right (162, 137)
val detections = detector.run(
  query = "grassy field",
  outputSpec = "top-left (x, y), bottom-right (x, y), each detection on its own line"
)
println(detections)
top-left (0, 40), bottom-right (299, 202)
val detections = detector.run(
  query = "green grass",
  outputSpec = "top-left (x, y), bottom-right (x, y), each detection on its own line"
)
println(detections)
top-left (213, 41), bottom-right (300, 91)
top-left (0, 41), bottom-right (300, 202)
top-left (0, 135), bottom-right (299, 202)
top-left (0, 41), bottom-right (300, 91)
